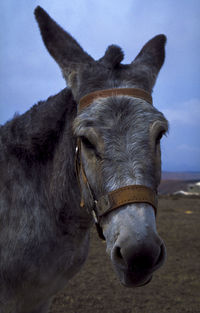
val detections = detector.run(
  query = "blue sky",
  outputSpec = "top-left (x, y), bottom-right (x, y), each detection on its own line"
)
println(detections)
top-left (0, 0), bottom-right (199, 171)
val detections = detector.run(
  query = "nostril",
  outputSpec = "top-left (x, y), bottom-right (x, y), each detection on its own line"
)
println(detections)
top-left (116, 247), bottom-right (123, 259)
top-left (155, 242), bottom-right (166, 267)
top-left (113, 246), bottom-right (126, 268)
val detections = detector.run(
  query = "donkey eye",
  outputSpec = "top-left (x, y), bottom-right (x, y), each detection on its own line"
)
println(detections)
top-left (80, 136), bottom-right (102, 160)
top-left (81, 136), bottom-right (95, 150)
top-left (156, 131), bottom-right (165, 144)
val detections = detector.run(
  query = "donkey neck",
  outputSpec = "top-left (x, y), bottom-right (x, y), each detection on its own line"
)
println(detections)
top-left (0, 88), bottom-right (92, 230)
top-left (40, 90), bottom-right (93, 230)
top-left (1, 88), bottom-right (72, 161)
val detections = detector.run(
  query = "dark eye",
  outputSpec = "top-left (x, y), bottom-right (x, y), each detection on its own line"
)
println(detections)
top-left (81, 136), bottom-right (95, 150)
top-left (156, 131), bottom-right (165, 145)
top-left (80, 136), bottom-right (102, 160)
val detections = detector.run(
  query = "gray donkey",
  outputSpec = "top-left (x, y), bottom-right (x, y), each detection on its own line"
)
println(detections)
top-left (0, 6), bottom-right (168, 313)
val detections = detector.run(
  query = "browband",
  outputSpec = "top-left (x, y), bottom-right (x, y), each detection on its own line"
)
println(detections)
top-left (79, 88), bottom-right (152, 112)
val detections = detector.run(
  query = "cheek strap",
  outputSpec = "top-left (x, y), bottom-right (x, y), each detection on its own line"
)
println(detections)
top-left (75, 139), bottom-right (157, 240)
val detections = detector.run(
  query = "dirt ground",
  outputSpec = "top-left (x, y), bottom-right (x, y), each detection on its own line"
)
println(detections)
top-left (50, 196), bottom-right (200, 313)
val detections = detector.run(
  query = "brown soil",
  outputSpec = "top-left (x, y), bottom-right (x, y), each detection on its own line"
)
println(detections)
top-left (50, 196), bottom-right (200, 313)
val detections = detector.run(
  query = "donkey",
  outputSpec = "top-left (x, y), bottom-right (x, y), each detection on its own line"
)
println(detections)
top-left (0, 6), bottom-right (168, 313)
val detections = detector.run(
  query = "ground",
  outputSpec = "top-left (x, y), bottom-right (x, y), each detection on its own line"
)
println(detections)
top-left (50, 196), bottom-right (200, 313)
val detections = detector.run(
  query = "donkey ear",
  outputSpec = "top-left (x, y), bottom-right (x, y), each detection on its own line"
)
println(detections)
top-left (132, 35), bottom-right (166, 90)
top-left (34, 6), bottom-right (94, 78)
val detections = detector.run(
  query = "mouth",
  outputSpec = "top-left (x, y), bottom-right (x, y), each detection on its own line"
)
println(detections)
top-left (137, 275), bottom-right (153, 287)
top-left (120, 273), bottom-right (153, 288)
top-left (113, 265), bottom-right (154, 288)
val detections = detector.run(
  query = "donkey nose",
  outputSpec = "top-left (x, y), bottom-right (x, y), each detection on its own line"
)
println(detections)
top-left (112, 236), bottom-right (166, 272)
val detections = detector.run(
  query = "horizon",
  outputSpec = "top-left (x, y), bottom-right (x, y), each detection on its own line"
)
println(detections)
top-left (162, 170), bottom-right (200, 173)
top-left (0, 0), bottom-right (199, 172)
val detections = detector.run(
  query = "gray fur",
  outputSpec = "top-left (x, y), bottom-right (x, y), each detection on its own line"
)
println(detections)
top-left (0, 6), bottom-right (168, 313)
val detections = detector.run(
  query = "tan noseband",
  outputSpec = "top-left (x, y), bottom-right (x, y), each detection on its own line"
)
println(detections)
top-left (96, 185), bottom-right (157, 217)
top-left (76, 88), bottom-right (157, 240)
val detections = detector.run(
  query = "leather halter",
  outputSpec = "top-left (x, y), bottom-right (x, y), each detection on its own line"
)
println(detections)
top-left (78, 87), bottom-right (152, 112)
top-left (75, 88), bottom-right (157, 240)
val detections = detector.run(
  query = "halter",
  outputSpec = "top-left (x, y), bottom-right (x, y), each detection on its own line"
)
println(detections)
top-left (79, 87), bottom-right (152, 111)
top-left (75, 88), bottom-right (157, 240)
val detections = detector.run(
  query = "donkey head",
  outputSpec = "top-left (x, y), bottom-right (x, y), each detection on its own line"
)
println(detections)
top-left (35, 6), bottom-right (168, 287)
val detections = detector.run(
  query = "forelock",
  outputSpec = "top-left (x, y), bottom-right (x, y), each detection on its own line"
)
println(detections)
top-left (73, 96), bottom-right (167, 136)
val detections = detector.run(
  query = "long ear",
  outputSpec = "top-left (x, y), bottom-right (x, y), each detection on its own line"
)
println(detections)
top-left (34, 6), bottom-right (94, 78)
top-left (132, 35), bottom-right (166, 90)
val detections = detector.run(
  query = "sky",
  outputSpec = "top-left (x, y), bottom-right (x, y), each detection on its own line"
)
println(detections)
top-left (0, 0), bottom-right (199, 172)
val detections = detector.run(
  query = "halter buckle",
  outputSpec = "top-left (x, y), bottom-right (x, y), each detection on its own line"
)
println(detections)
top-left (95, 195), bottom-right (111, 216)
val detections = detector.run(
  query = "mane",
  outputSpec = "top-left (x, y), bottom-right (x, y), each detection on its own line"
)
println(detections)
top-left (0, 88), bottom-right (76, 163)
top-left (99, 45), bottom-right (124, 68)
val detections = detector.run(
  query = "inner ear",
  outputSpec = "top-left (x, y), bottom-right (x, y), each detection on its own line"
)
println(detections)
top-left (34, 6), bottom-right (94, 81)
top-left (132, 35), bottom-right (166, 73)
top-left (131, 34), bottom-right (167, 91)
top-left (68, 71), bottom-right (78, 88)
top-left (98, 45), bottom-right (124, 69)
